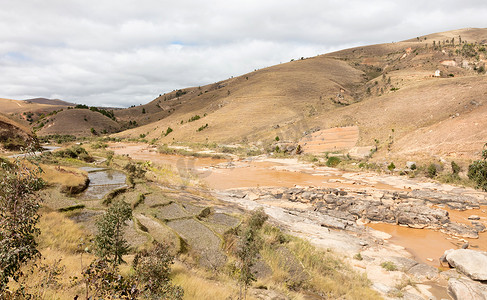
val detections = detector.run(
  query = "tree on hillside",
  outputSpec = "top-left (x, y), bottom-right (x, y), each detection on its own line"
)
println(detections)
top-left (468, 144), bottom-right (487, 192)
top-left (0, 155), bottom-right (44, 294)
top-left (94, 200), bottom-right (132, 265)
top-left (235, 208), bottom-right (268, 300)
top-left (133, 242), bottom-right (183, 299)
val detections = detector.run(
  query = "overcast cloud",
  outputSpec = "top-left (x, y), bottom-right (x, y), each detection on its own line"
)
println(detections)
top-left (0, 0), bottom-right (486, 107)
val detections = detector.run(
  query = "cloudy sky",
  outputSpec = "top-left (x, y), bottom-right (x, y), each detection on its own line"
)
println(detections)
top-left (0, 1), bottom-right (486, 107)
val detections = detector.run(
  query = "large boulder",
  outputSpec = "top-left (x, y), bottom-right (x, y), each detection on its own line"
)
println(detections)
top-left (448, 277), bottom-right (487, 300)
top-left (446, 249), bottom-right (487, 281)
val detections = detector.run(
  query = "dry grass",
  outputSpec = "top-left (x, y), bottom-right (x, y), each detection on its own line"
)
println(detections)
top-left (10, 211), bottom-right (97, 299)
top-left (37, 109), bottom-right (121, 137)
top-left (40, 163), bottom-right (88, 188)
top-left (38, 211), bottom-right (87, 253)
top-left (287, 238), bottom-right (381, 300)
top-left (171, 262), bottom-right (248, 300)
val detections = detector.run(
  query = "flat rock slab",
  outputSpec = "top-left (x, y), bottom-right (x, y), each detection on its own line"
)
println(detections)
top-left (135, 214), bottom-right (181, 254)
top-left (202, 213), bottom-right (240, 235)
top-left (144, 193), bottom-right (172, 207)
top-left (446, 249), bottom-right (487, 281)
top-left (155, 202), bottom-right (193, 220)
top-left (448, 277), bottom-right (487, 300)
top-left (408, 263), bottom-right (439, 281)
top-left (167, 219), bottom-right (226, 268)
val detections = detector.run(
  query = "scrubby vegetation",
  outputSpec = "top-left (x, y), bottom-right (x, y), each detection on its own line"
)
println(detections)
top-left (53, 145), bottom-right (93, 162)
top-left (75, 104), bottom-right (116, 120)
top-left (468, 147), bottom-right (487, 191)
top-left (326, 156), bottom-right (341, 167)
top-left (0, 155), bottom-right (45, 296)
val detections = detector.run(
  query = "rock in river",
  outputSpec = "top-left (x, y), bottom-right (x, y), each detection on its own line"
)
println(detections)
top-left (445, 249), bottom-right (487, 281)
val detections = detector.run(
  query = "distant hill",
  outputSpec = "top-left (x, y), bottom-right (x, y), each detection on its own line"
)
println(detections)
top-left (35, 108), bottom-right (121, 137)
top-left (0, 98), bottom-right (73, 126)
top-left (23, 98), bottom-right (75, 106)
top-left (113, 28), bottom-right (487, 160)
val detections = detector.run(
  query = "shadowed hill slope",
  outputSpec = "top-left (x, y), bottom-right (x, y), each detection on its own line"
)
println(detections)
top-left (0, 113), bottom-right (37, 150)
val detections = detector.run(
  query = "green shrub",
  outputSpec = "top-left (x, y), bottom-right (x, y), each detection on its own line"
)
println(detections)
top-left (468, 160), bottom-right (487, 191)
top-left (91, 141), bottom-right (108, 149)
top-left (175, 89), bottom-right (186, 97)
top-left (451, 161), bottom-right (461, 175)
top-left (326, 156), bottom-right (341, 167)
top-left (133, 242), bottom-right (183, 299)
top-left (0, 157), bottom-right (44, 292)
top-left (381, 261), bottom-right (397, 271)
top-left (188, 115), bottom-right (201, 122)
top-left (164, 127), bottom-right (173, 136)
top-left (197, 124), bottom-right (208, 132)
top-left (427, 164), bottom-right (437, 178)
top-left (54, 145), bottom-right (93, 162)
top-left (94, 200), bottom-right (132, 265)
top-left (387, 162), bottom-right (396, 171)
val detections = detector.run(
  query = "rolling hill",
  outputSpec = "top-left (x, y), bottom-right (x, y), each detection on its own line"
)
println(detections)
top-left (112, 28), bottom-right (487, 160)
top-left (1, 28), bottom-right (485, 161)
top-left (35, 108), bottom-right (121, 137)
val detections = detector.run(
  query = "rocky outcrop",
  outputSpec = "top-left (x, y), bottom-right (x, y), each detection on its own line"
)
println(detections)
top-left (445, 249), bottom-right (487, 281)
top-left (227, 186), bottom-right (484, 238)
top-left (386, 256), bottom-right (438, 282)
top-left (448, 277), bottom-right (487, 300)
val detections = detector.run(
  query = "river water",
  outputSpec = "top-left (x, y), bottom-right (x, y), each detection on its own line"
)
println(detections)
top-left (79, 167), bottom-right (127, 199)
top-left (108, 142), bottom-right (487, 265)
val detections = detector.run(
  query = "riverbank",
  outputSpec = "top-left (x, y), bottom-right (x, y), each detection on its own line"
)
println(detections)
top-left (107, 141), bottom-right (487, 299)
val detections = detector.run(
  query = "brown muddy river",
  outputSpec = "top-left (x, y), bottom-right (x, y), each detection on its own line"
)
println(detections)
top-left (109, 142), bottom-right (487, 265)
top-left (368, 222), bottom-right (487, 267)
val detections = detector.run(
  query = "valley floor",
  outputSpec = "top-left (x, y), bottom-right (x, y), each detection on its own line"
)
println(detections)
top-left (108, 142), bottom-right (487, 299)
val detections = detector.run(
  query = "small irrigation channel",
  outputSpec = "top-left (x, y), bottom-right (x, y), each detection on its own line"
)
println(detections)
top-left (79, 167), bottom-right (127, 199)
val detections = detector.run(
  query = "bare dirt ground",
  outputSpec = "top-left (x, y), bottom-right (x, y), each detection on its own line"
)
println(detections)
top-left (299, 126), bottom-right (359, 154)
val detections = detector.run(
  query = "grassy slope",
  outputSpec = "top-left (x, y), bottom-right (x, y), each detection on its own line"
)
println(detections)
top-left (36, 109), bottom-right (121, 136)
top-left (0, 98), bottom-right (67, 115)
top-left (113, 28), bottom-right (487, 160)
top-left (0, 112), bottom-right (36, 150)
top-left (114, 56), bottom-right (364, 143)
